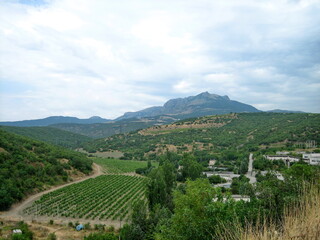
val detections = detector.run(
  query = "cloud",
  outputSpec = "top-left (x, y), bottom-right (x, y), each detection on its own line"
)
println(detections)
top-left (0, 0), bottom-right (319, 121)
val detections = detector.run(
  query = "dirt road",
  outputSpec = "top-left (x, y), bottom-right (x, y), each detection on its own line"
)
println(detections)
top-left (1, 163), bottom-right (103, 219)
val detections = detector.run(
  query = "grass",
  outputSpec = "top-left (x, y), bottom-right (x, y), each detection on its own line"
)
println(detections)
top-left (241, 184), bottom-right (320, 240)
top-left (93, 158), bottom-right (158, 174)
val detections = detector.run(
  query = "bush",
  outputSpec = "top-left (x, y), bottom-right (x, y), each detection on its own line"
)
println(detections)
top-left (84, 233), bottom-right (117, 240)
top-left (46, 233), bottom-right (57, 240)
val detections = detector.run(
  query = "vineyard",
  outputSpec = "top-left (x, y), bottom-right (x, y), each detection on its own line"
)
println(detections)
top-left (93, 158), bottom-right (158, 174)
top-left (23, 175), bottom-right (147, 221)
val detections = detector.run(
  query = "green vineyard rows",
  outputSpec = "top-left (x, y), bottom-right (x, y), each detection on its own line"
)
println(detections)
top-left (23, 175), bottom-right (147, 221)
top-left (93, 158), bottom-right (158, 174)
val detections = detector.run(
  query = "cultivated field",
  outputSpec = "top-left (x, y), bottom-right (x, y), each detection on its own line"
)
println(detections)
top-left (93, 157), bottom-right (158, 174)
top-left (23, 175), bottom-right (147, 222)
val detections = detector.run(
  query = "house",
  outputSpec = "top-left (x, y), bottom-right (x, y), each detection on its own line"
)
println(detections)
top-left (303, 153), bottom-right (320, 165)
top-left (208, 160), bottom-right (216, 168)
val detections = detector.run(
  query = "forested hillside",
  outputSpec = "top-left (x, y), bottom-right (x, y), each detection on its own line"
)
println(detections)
top-left (0, 129), bottom-right (92, 210)
top-left (51, 116), bottom-right (176, 138)
top-left (0, 125), bottom-right (92, 148)
top-left (83, 113), bottom-right (320, 160)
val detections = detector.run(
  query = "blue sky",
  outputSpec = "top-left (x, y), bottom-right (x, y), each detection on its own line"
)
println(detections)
top-left (0, 0), bottom-right (319, 121)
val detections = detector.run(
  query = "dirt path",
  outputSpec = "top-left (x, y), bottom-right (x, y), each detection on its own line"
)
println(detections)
top-left (1, 163), bottom-right (103, 219)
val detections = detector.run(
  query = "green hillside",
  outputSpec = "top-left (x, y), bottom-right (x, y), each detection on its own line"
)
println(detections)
top-left (83, 113), bottom-right (320, 161)
top-left (51, 116), bottom-right (177, 138)
top-left (0, 126), bottom-right (92, 148)
top-left (0, 129), bottom-right (93, 210)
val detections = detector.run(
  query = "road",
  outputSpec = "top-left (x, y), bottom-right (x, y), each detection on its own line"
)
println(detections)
top-left (248, 153), bottom-right (253, 174)
top-left (246, 153), bottom-right (256, 184)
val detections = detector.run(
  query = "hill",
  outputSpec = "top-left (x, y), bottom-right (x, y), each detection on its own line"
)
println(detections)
top-left (0, 126), bottom-right (92, 148)
top-left (83, 112), bottom-right (320, 161)
top-left (0, 129), bottom-right (93, 210)
top-left (0, 116), bottom-right (110, 127)
top-left (51, 116), bottom-right (177, 138)
top-left (117, 92), bottom-right (260, 120)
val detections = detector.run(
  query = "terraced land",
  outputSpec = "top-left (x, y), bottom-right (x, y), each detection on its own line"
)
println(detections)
top-left (23, 175), bottom-right (147, 221)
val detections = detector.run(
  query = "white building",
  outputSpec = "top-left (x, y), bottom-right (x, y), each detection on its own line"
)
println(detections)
top-left (303, 153), bottom-right (320, 165)
top-left (264, 155), bottom-right (300, 163)
top-left (208, 160), bottom-right (216, 167)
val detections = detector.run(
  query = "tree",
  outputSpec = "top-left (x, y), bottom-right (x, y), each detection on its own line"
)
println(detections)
top-left (208, 175), bottom-right (227, 184)
top-left (180, 154), bottom-right (203, 181)
top-left (155, 179), bottom-right (242, 240)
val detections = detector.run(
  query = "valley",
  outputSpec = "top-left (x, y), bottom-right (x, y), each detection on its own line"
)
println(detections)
top-left (0, 96), bottom-right (319, 240)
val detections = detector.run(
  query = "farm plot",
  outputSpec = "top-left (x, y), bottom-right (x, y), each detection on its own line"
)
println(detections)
top-left (93, 157), bottom-right (158, 174)
top-left (23, 175), bottom-right (147, 221)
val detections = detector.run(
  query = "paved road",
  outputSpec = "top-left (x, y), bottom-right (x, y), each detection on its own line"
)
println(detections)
top-left (246, 153), bottom-right (256, 183)
top-left (248, 153), bottom-right (253, 174)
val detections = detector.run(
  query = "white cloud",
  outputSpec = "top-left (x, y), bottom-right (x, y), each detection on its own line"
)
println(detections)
top-left (0, 0), bottom-right (319, 121)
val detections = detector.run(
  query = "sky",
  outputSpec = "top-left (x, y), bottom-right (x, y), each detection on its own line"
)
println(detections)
top-left (0, 0), bottom-right (319, 121)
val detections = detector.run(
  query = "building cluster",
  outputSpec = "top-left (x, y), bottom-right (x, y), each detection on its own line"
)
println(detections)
top-left (264, 153), bottom-right (320, 166)
top-left (302, 153), bottom-right (320, 165)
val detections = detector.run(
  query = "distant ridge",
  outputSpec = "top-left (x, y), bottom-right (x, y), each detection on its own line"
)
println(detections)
top-left (0, 116), bottom-right (110, 127)
top-left (266, 109), bottom-right (305, 113)
top-left (116, 92), bottom-right (260, 120)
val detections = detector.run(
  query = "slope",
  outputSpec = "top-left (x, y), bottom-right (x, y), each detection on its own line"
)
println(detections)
top-left (0, 129), bottom-right (93, 210)
top-left (83, 112), bottom-right (320, 160)
top-left (0, 126), bottom-right (92, 148)
top-left (50, 116), bottom-right (177, 138)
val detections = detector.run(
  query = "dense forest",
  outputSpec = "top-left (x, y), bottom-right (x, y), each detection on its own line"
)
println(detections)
top-left (0, 126), bottom-right (92, 149)
top-left (0, 129), bottom-right (92, 210)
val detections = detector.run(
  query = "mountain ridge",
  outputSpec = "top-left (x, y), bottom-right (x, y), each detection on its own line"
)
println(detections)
top-left (116, 92), bottom-right (260, 120)
top-left (0, 116), bottom-right (110, 127)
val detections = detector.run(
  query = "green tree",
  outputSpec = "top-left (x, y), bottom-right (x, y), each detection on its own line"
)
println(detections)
top-left (180, 154), bottom-right (203, 181)
top-left (155, 179), bottom-right (241, 240)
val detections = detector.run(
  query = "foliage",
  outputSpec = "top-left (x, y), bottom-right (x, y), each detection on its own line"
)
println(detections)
top-left (11, 222), bottom-right (33, 240)
top-left (92, 158), bottom-right (158, 174)
top-left (155, 179), bottom-right (244, 240)
top-left (208, 175), bottom-right (227, 184)
top-left (0, 126), bottom-right (92, 149)
top-left (84, 233), bottom-right (117, 240)
top-left (180, 154), bottom-right (203, 181)
top-left (46, 233), bottom-right (56, 240)
top-left (0, 129), bottom-right (92, 210)
top-left (147, 160), bottom-right (176, 210)
top-left (82, 113), bottom-right (320, 161)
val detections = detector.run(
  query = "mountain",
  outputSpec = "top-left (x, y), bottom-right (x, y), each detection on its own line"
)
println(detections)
top-left (0, 116), bottom-right (110, 127)
top-left (116, 92), bottom-right (260, 120)
top-left (267, 109), bottom-right (305, 113)
top-left (0, 125), bottom-right (92, 148)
